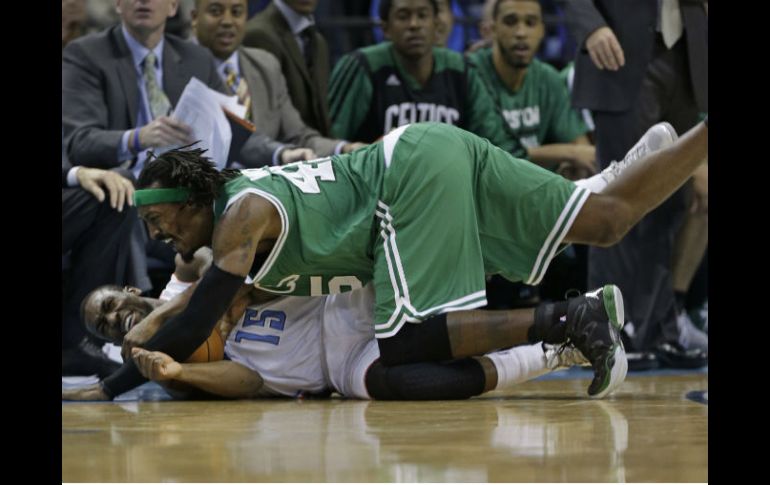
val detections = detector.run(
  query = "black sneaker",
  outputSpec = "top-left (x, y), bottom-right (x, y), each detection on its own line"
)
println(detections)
top-left (62, 337), bottom-right (121, 379)
top-left (655, 342), bottom-right (708, 369)
top-left (565, 285), bottom-right (628, 398)
top-left (626, 351), bottom-right (660, 372)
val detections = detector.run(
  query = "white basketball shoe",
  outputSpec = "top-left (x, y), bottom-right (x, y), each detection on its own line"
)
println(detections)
top-left (576, 122), bottom-right (679, 193)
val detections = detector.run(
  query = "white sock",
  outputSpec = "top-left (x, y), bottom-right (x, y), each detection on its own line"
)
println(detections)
top-left (574, 174), bottom-right (607, 193)
top-left (486, 344), bottom-right (550, 390)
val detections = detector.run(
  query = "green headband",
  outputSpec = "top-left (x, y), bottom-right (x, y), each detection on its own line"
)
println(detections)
top-left (133, 188), bottom-right (192, 207)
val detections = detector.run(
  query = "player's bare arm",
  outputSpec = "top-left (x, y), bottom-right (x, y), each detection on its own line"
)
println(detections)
top-left (129, 193), bottom-right (285, 362)
top-left (122, 281), bottom-right (199, 359)
top-left (132, 348), bottom-right (266, 399)
top-left (105, 195), bottom-right (281, 385)
top-left (211, 193), bottom-right (283, 277)
top-left (216, 285), bottom-right (279, 340)
top-left (62, 384), bottom-right (110, 401)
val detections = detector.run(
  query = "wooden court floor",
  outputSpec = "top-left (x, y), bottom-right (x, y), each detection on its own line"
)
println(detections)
top-left (62, 372), bottom-right (707, 482)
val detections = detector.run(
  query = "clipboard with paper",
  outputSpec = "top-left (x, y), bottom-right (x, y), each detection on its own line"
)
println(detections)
top-left (167, 77), bottom-right (254, 170)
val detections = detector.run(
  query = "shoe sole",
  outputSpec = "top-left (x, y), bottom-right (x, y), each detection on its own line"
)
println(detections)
top-left (590, 285), bottom-right (628, 399)
top-left (657, 121), bottom-right (679, 145)
top-left (602, 284), bottom-right (625, 331)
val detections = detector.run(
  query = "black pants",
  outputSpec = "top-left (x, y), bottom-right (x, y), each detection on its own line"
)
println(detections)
top-left (589, 37), bottom-right (702, 351)
top-left (62, 185), bottom-right (137, 349)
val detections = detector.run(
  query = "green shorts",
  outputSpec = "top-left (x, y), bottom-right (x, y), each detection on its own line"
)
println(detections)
top-left (372, 123), bottom-right (591, 338)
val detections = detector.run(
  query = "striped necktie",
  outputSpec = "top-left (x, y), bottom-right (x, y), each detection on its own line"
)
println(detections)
top-left (224, 63), bottom-right (251, 121)
top-left (143, 51), bottom-right (171, 119)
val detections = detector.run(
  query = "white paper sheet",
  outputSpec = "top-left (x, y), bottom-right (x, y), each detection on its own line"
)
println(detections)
top-left (165, 77), bottom-right (240, 169)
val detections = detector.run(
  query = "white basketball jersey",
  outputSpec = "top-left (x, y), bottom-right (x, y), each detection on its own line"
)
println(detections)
top-left (224, 295), bottom-right (328, 397)
top-left (158, 273), bottom-right (380, 398)
top-left (321, 284), bottom-right (379, 399)
top-left (224, 285), bottom-right (380, 399)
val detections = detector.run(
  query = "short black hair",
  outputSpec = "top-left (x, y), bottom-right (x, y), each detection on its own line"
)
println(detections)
top-left (379, 0), bottom-right (439, 22)
top-left (136, 145), bottom-right (241, 206)
top-left (492, 0), bottom-right (540, 20)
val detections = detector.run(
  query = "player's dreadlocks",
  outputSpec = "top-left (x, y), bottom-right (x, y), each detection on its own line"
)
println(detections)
top-left (137, 144), bottom-right (242, 206)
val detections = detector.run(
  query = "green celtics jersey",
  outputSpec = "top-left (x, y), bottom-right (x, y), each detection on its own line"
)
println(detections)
top-left (210, 122), bottom-right (584, 325)
top-left (470, 48), bottom-right (587, 150)
top-left (328, 42), bottom-right (525, 157)
top-left (213, 146), bottom-right (386, 296)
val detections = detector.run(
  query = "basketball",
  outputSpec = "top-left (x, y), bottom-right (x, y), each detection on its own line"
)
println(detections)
top-left (184, 331), bottom-right (225, 363)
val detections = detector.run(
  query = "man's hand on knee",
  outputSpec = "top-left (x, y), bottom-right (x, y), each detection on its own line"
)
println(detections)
top-left (76, 167), bottom-right (135, 212)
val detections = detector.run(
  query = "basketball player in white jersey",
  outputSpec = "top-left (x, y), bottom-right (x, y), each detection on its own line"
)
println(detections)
top-left (70, 276), bottom-right (587, 401)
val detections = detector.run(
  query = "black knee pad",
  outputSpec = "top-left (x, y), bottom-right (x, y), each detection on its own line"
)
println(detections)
top-left (365, 359), bottom-right (486, 400)
top-left (377, 313), bottom-right (452, 366)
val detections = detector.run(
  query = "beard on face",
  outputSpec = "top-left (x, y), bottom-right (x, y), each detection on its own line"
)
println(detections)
top-left (500, 42), bottom-right (532, 69)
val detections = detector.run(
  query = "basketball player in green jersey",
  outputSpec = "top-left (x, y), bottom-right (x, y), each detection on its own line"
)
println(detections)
top-left (469, 0), bottom-right (596, 179)
top-left (100, 118), bottom-right (707, 402)
top-left (328, 0), bottom-right (525, 157)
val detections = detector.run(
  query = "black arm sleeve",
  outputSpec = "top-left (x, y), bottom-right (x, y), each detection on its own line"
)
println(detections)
top-left (100, 264), bottom-right (245, 398)
top-left (101, 360), bottom-right (144, 399)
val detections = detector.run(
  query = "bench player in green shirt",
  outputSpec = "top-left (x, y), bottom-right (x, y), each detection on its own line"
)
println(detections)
top-left (470, 0), bottom-right (597, 308)
top-left (101, 118), bottom-right (707, 402)
top-left (328, 0), bottom-right (525, 157)
top-left (469, 0), bottom-right (596, 180)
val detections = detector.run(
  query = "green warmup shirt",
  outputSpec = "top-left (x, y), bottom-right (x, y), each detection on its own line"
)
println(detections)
top-left (470, 48), bottom-right (588, 150)
top-left (214, 123), bottom-right (589, 337)
top-left (328, 42), bottom-right (524, 157)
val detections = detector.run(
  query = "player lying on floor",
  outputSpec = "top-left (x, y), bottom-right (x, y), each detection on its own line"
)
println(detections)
top-left (65, 268), bottom-right (589, 400)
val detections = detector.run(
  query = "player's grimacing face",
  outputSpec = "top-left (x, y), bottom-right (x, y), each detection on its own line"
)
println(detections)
top-left (139, 199), bottom-right (211, 261)
top-left (383, 0), bottom-right (436, 59)
top-left (83, 288), bottom-right (154, 344)
top-left (493, 0), bottom-right (544, 69)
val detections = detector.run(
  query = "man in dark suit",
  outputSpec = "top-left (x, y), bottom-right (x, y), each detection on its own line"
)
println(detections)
top-left (62, 0), bottom-right (225, 176)
top-left (242, 0), bottom-right (333, 136)
top-left (565, 0), bottom-right (708, 364)
top-left (191, 0), bottom-right (364, 167)
top-left (62, 151), bottom-right (136, 378)
top-left (62, 0), bottom-right (227, 331)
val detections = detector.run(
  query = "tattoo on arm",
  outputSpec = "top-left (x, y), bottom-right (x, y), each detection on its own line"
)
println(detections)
top-left (213, 195), bottom-right (279, 277)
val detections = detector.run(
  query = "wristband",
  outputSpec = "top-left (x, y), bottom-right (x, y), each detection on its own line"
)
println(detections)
top-left (133, 128), bottom-right (142, 153)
